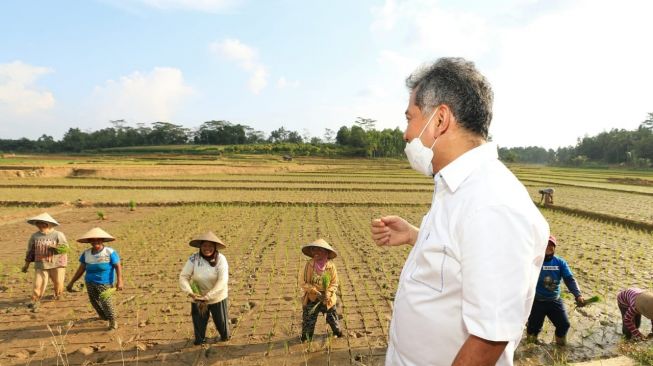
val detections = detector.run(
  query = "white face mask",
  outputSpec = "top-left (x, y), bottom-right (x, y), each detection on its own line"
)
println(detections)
top-left (404, 108), bottom-right (439, 176)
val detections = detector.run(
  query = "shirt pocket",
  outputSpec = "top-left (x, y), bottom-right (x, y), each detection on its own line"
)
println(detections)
top-left (410, 229), bottom-right (448, 293)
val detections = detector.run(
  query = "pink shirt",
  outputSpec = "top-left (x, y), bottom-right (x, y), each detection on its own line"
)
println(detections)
top-left (617, 288), bottom-right (647, 339)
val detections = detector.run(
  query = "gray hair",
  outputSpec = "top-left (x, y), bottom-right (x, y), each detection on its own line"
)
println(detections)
top-left (406, 57), bottom-right (493, 139)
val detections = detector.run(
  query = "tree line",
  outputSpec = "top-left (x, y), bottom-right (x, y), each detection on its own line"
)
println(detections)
top-left (0, 118), bottom-right (405, 158)
top-left (498, 113), bottom-right (653, 168)
top-left (2, 113), bottom-right (651, 167)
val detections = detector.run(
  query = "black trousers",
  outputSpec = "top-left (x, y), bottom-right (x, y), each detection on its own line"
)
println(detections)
top-left (526, 298), bottom-right (570, 338)
top-left (191, 298), bottom-right (229, 343)
top-left (301, 300), bottom-right (341, 340)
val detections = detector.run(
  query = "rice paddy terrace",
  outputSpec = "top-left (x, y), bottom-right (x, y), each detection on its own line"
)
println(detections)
top-left (0, 155), bottom-right (651, 365)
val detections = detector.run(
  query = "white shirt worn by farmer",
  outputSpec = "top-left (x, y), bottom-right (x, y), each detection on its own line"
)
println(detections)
top-left (179, 253), bottom-right (229, 304)
top-left (386, 142), bottom-right (549, 366)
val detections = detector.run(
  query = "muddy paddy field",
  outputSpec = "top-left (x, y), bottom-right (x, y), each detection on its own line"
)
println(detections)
top-left (0, 155), bottom-right (652, 365)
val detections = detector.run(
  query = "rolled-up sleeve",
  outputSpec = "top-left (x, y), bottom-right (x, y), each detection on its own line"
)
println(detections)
top-left (459, 205), bottom-right (545, 341)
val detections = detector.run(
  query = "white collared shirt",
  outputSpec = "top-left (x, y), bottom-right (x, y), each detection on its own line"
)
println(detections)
top-left (386, 143), bottom-right (549, 366)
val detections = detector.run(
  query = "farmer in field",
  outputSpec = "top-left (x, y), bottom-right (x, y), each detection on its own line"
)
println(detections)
top-left (526, 235), bottom-right (585, 346)
top-left (21, 213), bottom-right (69, 312)
top-left (66, 227), bottom-right (123, 330)
top-left (299, 239), bottom-right (343, 341)
top-left (370, 57), bottom-right (549, 366)
top-left (179, 231), bottom-right (230, 345)
top-left (617, 288), bottom-right (653, 340)
top-left (538, 187), bottom-right (555, 205)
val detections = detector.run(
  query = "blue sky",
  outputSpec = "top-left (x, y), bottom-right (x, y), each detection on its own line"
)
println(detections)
top-left (1, 0), bottom-right (652, 149)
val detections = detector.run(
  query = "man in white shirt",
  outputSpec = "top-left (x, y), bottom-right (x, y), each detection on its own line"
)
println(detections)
top-left (371, 57), bottom-right (549, 366)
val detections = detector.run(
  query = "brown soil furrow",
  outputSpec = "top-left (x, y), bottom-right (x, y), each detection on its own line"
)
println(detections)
top-left (0, 183), bottom-right (432, 192)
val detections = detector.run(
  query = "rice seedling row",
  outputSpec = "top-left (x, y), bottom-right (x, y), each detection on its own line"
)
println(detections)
top-left (525, 186), bottom-right (653, 225)
top-left (67, 176), bottom-right (435, 186)
top-left (0, 183), bottom-right (433, 193)
top-left (0, 187), bottom-right (434, 205)
top-left (521, 178), bottom-right (653, 195)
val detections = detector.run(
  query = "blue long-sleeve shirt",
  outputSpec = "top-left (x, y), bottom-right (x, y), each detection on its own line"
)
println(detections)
top-left (535, 255), bottom-right (581, 301)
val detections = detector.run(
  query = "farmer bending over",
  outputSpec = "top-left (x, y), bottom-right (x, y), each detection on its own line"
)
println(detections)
top-left (617, 288), bottom-right (653, 340)
top-left (538, 187), bottom-right (555, 205)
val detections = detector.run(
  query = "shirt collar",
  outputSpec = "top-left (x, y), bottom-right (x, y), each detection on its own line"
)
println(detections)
top-left (436, 142), bottom-right (498, 193)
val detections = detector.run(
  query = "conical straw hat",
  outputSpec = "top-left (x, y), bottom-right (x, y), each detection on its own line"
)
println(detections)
top-left (635, 291), bottom-right (653, 320)
top-left (27, 213), bottom-right (59, 226)
top-left (302, 239), bottom-right (337, 259)
top-left (189, 231), bottom-right (226, 249)
top-left (77, 227), bottom-right (115, 243)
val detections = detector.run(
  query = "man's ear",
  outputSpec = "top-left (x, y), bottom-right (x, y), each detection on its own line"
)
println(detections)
top-left (436, 105), bottom-right (453, 133)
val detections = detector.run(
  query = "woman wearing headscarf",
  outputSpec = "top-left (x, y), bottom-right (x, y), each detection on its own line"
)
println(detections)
top-left (66, 227), bottom-right (123, 330)
top-left (21, 213), bottom-right (69, 312)
top-left (179, 231), bottom-right (230, 345)
top-left (299, 238), bottom-right (343, 341)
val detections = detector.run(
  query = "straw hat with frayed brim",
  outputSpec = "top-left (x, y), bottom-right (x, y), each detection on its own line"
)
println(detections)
top-left (189, 231), bottom-right (226, 250)
top-left (27, 213), bottom-right (59, 226)
top-left (302, 239), bottom-right (337, 259)
top-left (635, 291), bottom-right (653, 320)
top-left (77, 227), bottom-right (115, 243)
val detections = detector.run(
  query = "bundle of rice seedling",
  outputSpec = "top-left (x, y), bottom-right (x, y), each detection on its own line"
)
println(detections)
top-left (99, 288), bottom-right (116, 301)
top-left (191, 281), bottom-right (208, 316)
top-left (584, 295), bottom-right (602, 304)
top-left (55, 245), bottom-right (69, 255)
top-left (576, 295), bottom-right (601, 308)
top-left (310, 273), bottom-right (331, 314)
top-left (190, 281), bottom-right (201, 295)
top-left (322, 274), bottom-right (331, 291)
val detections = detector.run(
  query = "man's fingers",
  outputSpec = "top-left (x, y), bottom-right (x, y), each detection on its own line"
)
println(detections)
top-left (381, 215), bottom-right (404, 227)
top-left (375, 238), bottom-right (389, 246)
top-left (371, 226), bottom-right (389, 234)
top-left (372, 235), bottom-right (390, 246)
top-left (371, 231), bottom-right (390, 241)
top-left (372, 217), bottom-right (397, 246)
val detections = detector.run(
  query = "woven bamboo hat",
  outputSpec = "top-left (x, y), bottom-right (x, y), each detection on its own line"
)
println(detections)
top-left (189, 231), bottom-right (226, 250)
top-left (77, 227), bottom-right (115, 243)
top-left (635, 291), bottom-right (653, 320)
top-left (27, 213), bottom-right (59, 226)
top-left (302, 239), bottom-right (337, 259)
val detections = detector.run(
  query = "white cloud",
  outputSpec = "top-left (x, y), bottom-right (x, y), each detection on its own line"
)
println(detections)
top-left (370, 0), bottom-right (398, 32)
top-left (490, 0), bottom-right (653, 148)
top-left (370, 0), bottom-right (653, 148)
top-left (377, 50), bottom-right (418, 80)
top-left (91, 67), bottom-right (194, 123)
top-left (106, 0), bottom-right (238, 13)
top-left (277, 76), bottom-right (300, 89)
top-left (371, 0), bottom-right (493, 60)
top-left (210, 38), bottom-right (268, 94)
top-left (0, 61), bottom-right (55, 115)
